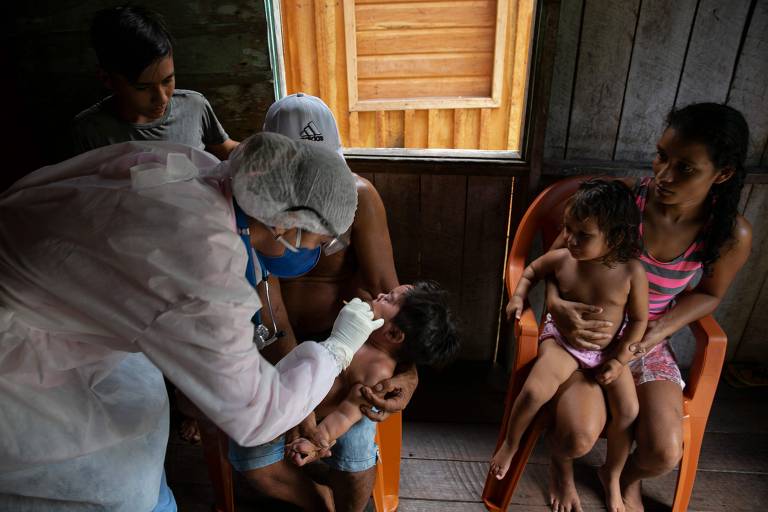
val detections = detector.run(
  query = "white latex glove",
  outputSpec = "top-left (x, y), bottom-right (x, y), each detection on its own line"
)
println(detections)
top-left (320, 298), bottom-right (384, 370)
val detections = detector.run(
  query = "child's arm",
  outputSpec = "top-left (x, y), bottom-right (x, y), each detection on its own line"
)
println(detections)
top-left (286, 383), bottom-right (369, 466)
top-left (597, 261), bottom-right (649, 385)
top-left (287, 366), bottom-right (391, 466)
top-left (506, 249), bottom-right (567, 320)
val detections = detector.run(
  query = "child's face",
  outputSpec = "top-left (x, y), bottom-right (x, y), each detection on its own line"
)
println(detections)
top-left (368, 284), bottom-right (413, 346)
top-left (371, 285), bottom-right (413, 323)
top-left (107, 55), bottom-right (176, 123)
top-left (562, 212), bottom-right (611, 261)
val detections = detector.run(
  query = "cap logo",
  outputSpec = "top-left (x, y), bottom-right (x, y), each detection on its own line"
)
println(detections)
top-left (300, 121), bottom-right (324, 142)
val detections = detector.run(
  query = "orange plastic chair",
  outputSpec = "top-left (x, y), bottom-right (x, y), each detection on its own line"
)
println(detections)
top-left (200, 411), bottom-right (402, 512)
top-left (481, 176), bottom-right (727, 512)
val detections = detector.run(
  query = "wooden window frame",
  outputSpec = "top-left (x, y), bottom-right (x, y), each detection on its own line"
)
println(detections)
top-left (342, 0), bottom-right (511, 112)
top-left (267, 0), bottom-right (558, 173)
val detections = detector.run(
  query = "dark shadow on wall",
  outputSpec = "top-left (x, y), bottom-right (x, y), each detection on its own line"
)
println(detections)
top-left (3, 1), bottom-right (276, 192)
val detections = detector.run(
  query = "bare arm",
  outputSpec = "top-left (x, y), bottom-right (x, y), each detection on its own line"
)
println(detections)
top-left (360, 362), bottom-right (418, 421)
top-left (351, 176), bottom-right (399, 299)
top-left (289, 364), bottom-right (391, 465)
top-left (633, 216), bottom-right (752, 354)
top-left (206, 139), bottom-right (240, 160)
top-left (351, 176), bottom-right (412, 420)
top-left (506, 249), bottom-right (566, 320)
top-left (614, 261), bottom-right (649, 364)
top-left (315, 384), bottom-right (367, 447)
top-left (596, 261), bottom-right (650, 385)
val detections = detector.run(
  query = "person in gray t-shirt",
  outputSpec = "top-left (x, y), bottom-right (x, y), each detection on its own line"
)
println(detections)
top-left (71, 5), bottom-right (239, 160)
top-left (72, 89), bottom-right (230, 156)
top-left (71, 4), bottom-right (242, 454)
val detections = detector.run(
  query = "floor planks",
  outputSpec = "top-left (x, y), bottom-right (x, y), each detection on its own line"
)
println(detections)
top-left (167, 367), bottom-right (768, 511)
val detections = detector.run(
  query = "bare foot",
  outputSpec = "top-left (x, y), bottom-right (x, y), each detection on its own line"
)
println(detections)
top-left (489, 441), bottom-right (517, 480)
top-left (620, 477), bottom-right (644, 512)
top-left (598, 466), bottom-right (625, 512)
top-left (548, 457), bottom-right (583, 512)
top-left (179, 417), bottom-right (201, 444)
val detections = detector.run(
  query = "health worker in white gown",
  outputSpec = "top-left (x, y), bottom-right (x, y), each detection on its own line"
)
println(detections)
top-left (0, 132), bottom-right (382, 511)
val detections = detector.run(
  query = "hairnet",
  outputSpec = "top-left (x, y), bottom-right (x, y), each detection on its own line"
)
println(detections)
top-left (231, 132), bottom-right (357, 236)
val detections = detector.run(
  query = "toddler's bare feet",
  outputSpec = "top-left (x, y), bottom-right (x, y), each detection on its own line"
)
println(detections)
top-left (548, 457), bottom-right (583, 512)
top-left (598, 466), bottom-right (625, 512)
top-left (489, 441), bottom-right (517, 480)
top-left (620, 477), bottom-right (644, 512)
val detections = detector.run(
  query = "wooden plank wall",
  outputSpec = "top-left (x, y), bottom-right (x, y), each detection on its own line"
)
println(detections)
top-left (281, 0), bottom-right (535, 151)
top-left (545, 0), bottom-right (768, 165)
top-left (361, 171), bottom-right (513, 360)
top-left (542, 0), bottom-right (768, 362)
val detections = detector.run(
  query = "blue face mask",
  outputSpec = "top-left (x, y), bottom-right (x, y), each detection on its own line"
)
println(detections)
top-left (233, 198), bottom-right (322, 279)
top-left (255, 245), bottom-right (321, 278)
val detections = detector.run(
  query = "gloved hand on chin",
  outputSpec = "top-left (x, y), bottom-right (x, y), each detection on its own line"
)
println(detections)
top-left (320, 298), bottom-right (384, 370)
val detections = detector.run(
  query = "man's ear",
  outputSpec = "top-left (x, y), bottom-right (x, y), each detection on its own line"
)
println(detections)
top-left (714, 165), bottom-right (735, 185)
top-left (96, 67), bottom-right (114, 90)
top-left (387, 325), bottom-right (405, 345)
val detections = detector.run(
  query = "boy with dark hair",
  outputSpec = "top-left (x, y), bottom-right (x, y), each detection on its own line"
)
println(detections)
top-left (71, 5), bottom-right (238, 159)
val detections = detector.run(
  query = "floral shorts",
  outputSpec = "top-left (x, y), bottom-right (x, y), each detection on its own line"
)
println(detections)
top-left (628, 339), bottom-right (685, 389)
top-left (540, 315), bottom-right (685, 389)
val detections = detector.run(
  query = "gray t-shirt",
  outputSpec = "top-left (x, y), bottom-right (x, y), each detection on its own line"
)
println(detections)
top-left (71, 89), bottom-right (229, 154)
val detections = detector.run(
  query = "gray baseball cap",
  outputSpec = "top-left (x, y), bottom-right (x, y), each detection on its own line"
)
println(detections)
top-left (263, 93), bottom-right (343, 156)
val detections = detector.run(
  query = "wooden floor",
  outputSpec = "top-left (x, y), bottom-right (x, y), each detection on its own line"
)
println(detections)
top-left (166, 364), bottom-right (768, 511)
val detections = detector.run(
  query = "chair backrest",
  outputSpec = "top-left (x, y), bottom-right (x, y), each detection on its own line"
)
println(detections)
top-left (506, 176), bottom-right (590, 296)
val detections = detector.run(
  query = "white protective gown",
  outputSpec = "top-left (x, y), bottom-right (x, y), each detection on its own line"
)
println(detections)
top-left (0, 142), bottom-right (339, 510)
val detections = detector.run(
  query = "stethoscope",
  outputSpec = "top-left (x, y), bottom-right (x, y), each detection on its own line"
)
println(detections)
top-left (234, 199), bottom-right (284, 350)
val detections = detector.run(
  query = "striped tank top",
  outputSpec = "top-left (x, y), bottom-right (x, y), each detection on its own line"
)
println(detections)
top-left (635, 177), bottom-right (705, 320)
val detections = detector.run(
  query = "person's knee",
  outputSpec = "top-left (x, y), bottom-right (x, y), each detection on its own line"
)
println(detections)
top-left (329, 467), bottom-right (376, 511)
top-left (242, 465), bottom-right (280, 491)
top-left (519, 381), bottom-right (551, 410)
top-left (636, 435), bottom-right (682, 472)
top-left (330, 465), bottom-right (376, 484)
top-left (611, 398), bottom-right (639, 430)
top-left (552, 428), bottom-right (598, 458)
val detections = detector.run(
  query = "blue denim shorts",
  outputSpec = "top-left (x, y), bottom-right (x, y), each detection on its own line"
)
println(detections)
top-left (229, 417), bottom-right (378, 473)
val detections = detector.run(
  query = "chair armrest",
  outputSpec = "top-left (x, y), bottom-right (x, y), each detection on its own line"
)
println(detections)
top-left (510, 304), bottom-right (540, 382)
top-left (685, 314), bottom-right (727, 418)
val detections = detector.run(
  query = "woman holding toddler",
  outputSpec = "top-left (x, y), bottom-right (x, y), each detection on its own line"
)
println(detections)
top-left (516, 102), bottom-right (752, 512)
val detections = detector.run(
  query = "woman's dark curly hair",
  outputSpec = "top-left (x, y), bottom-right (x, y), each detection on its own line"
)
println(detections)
top-left (392, 281), bottom-right (460, 368)
top-left (665, 103), bottom-right (749, 275)
top-left (565, 179), bottom-right (642, 267)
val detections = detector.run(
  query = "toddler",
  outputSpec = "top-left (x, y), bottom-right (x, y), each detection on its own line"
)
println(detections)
top-left (490, 179), bottom-right (648, 512)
